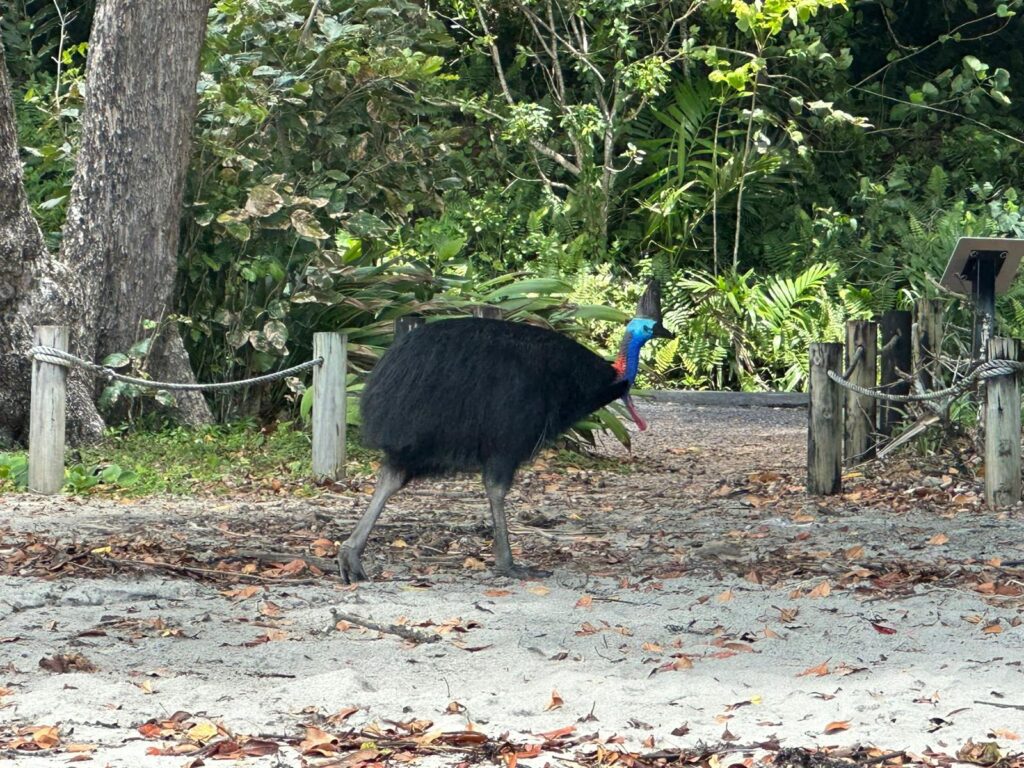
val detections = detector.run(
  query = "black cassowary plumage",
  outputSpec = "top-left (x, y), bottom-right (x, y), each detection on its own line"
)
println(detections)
top-left (361, 318), bottom-right (629, 480)
top-left (338, 282), bottom-right (672, 582)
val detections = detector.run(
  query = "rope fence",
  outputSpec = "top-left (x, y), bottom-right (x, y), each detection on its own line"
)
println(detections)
top-left (808, 312), bottom-right (1023, 508)
top-left (827, 351), bottom-right (1024, 404)
top-left (28, 345), bottom-right (323, 391)
top-left (24, 326), bottom-right (345, 494)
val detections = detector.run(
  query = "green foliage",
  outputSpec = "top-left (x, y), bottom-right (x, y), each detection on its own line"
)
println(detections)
top-left (4, 1), bottom-right (89, 246)
top-left (75, 421), bottom-right (332, 496)
top-left (0, 453), bottom-right (28, 490)
top-left (179, 0), bottom-right (470, 417)
top-left (5, 0), bottom-right (1024, 417)
top-left (660, 263), bottom-right (844, 391)
top-left (63, 463), bottom-right (138, 494)
top-left (0, 421), bottom-right (630, 498)
top-left (0, 451), bottom-right (137, 494)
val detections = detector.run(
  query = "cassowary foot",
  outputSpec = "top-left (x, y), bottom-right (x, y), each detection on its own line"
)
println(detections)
top-left (338, 544), bottom-right (369, 583)
top-left (494, 561), bottom-right (552, 580)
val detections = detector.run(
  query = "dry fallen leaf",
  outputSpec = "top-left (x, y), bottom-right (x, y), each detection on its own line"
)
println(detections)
top-left (957, 739), bottom-right (1004, 765)
top-left (39, 653), bottom-right (96, 674)
top-left (222, 585), bottom-right (262, 601)
top-left (326, 707), bottom-right (359, 724)
top-left (263, 559), bottom-right (308, 577)
top-left (798, 661), bottom-right (830, 677)
top-left (527, 585), bottom-right (550, 597)
top-left (575, 595), bottom-right (593, 609)
top-left (31, 725), bottom-right (61, 749)
top-left (990, 728), bottom-right (1019, 741)
top-left (186, 721), bottom-right (219, 744)
top-left (717, 589), bottom-right (734, 603)
top-left (300, 726), bottom-right (339, 756)
top-left (808, 581), bottom-right (832, 599)
top-left (655, 657), bottom-right (693, 673)
top-left (776, 607), bottom-right (799, 622)
top-left (928, 533), bottom-right (950, 546)
top-left (537, 725), bottom-right (575, 741)
top-left (824, 720), bottom-right (850, 734)
top-left (545, 689), bottom-right (564, 711)
top-left (259, 601), bottom-right (283, 618)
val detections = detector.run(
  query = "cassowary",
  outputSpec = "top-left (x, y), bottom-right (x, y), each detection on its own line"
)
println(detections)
top-left (340, 281), bottom-right (673, 581)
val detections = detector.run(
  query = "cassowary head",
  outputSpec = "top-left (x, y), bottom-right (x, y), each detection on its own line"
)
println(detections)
top-left (614, 280), bottom-right (674, 431)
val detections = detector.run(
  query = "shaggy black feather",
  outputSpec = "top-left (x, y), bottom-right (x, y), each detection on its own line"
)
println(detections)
top-left (361, 317), bottom-right (627, 481)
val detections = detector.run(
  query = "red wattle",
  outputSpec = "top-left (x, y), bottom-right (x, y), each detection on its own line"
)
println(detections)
top-left (622, 394), bottom-right (647, 431)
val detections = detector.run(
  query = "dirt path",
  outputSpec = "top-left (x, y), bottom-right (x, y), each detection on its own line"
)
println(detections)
top-left (1, 402), bottom-right (1023, 766)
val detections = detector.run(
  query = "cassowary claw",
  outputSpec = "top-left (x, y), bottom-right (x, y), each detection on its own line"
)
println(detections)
top-left (338, 544), bottom-right (368, 583)
top-left (494, 562), bottom-right (552, 580)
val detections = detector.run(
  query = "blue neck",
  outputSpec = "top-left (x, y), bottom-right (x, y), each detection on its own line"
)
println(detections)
top-left (623, 333), bottom-right (645, 383)
top-left (616, 318), bottom-right (652, 384)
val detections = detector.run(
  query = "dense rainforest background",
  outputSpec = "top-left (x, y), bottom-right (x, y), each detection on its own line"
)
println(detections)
top-left (3, 0), bottom-right (1024, 428)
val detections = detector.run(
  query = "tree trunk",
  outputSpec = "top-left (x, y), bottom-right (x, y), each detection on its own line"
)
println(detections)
top-left (0, 0), bottom-right (212, 446)
top-left (0, 45), bottom-right (104, 446)
top-left (62, 0), bottom-right (213, 427)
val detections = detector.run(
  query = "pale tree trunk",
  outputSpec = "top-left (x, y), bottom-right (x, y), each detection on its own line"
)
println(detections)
top-left (0, 46), bottom-right (104, 446)
top-left (0, 0), bottom-right (212, 446)
top-left (62, 0), bottom-right (213, 427)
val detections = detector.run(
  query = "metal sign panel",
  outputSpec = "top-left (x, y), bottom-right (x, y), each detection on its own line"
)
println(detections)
top-left (940, 237), bottom-right (1024, 296)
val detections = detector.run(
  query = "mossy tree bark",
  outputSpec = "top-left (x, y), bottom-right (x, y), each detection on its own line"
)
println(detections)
top-left (0, 0), bottom-right (212, 446)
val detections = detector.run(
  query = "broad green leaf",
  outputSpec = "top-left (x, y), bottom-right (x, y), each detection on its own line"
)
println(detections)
top-left (483, 278), bottom-right (567, 300)
top-left (347, 212), bottom-right (389, 238)
top-left (291, 210), bottom-right (329, 240)
top-left (572, 305), bottom-right (630, 322)
top-left (963, 55), bottom-right (987, 73)
top-left (245, 185), bottom-right (284, 217)
top-left (128, 338), bottom-right (153, 357)
top-left (102, 352), bottom-right (130, 368)
top-left (263, 320), bottom-right (289, 351)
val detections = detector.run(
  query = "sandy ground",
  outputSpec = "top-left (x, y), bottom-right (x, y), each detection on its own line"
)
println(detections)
top-left (1, 402), bottom-right (1023, 766)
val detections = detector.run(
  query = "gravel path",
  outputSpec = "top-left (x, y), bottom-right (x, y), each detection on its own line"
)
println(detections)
top-left (1, 402), bottom-right (1023, 766)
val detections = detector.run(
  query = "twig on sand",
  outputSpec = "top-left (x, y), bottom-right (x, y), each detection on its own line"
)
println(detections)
top-left (974, 699), bottom-right (1024, 711)
top-left (858, 751), bottom-right (908, 765)
top-left (99, 556), bottom-right (316, 585)
top-left (232, 549), bottom-right (339, 573)
top-left (330, 608), bottom-right (440, 644)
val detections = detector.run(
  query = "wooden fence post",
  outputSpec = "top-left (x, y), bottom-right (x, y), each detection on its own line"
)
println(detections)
top-left (473, 305), bottom-right (503, 319)
top-left (807, 342), bottom-right (843, 495)
top-left (984, 337), bottom-right (1021, 508)
top-left (845, 320), bottom-right (878, 463)
top-left (28, 326), bottom-right (69, 494)
top-left (915, 298), bottom-right (944, 390)
top-left (394, 315), bottom-right (425, 341)
top-left (312, 333), bottom-right (346, 482)
top-left (879, 310), bottom-right (912, 437)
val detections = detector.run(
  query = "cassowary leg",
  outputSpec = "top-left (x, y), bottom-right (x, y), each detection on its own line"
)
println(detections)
top-left (484, 468), bottom-right (551, 580)
top-left (339, 463), bottom-right (406, 583)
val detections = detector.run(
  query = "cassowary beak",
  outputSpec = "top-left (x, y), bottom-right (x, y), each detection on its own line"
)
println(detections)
top-left (653, 322), bottom-right (674, 340)
top-left (622, 392), bottom-right (648, 431)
